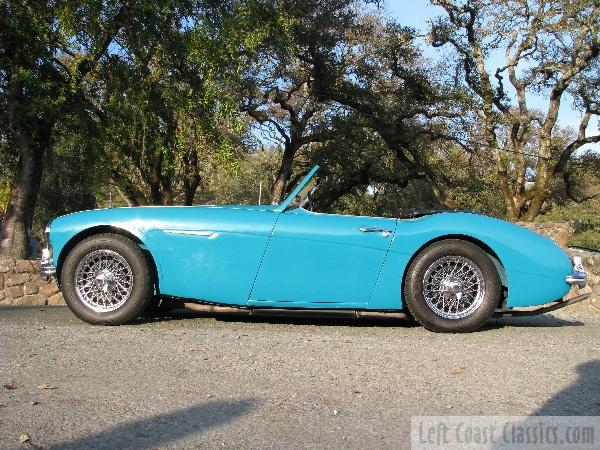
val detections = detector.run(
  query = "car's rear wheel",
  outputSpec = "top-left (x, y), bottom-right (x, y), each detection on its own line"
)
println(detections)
top-left (61, 234), bottom-right (154, 325)
top-left (404, 239), bottom-right (500, 333)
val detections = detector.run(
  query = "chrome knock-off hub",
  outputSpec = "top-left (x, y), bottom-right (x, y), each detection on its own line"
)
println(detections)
top-left (74, 250), bottom-right (133, 312)
top-left (422, 256), bottom-right (485, 319)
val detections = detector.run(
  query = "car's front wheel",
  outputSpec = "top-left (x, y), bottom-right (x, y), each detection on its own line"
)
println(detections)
top-left (61, 234), bottom-right (154, 325)
top-left (404, 239), bottom-right (501, 333)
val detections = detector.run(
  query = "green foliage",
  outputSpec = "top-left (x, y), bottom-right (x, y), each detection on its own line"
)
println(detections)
top-left (537, 199), bottom-right (600, 250)
top-left (569, 231), bottom-right (600, 250)
top-left (305, 114), bottom-right (440, 215)
top-left (0, 179), bottom-right (10, 220)
top-left (1, 0), bottom-right (598, 250)
top-left (94, 0), bottom-right (289, 205)
top-left (0, 139), bottom-right (15, 219)
top-left (32, 113), bottom-right (104, 236)
top-left (429, 146), bottom-right (506, 218)
top-left (196, 149), bottom-right (280, 205)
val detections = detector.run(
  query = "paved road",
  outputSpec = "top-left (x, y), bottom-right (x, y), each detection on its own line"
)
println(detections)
top-left (1, 306), bottom-right (599, 449)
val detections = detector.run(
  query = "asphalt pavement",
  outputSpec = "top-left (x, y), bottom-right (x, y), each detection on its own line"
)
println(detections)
top-left (1, 305), bottom-right (599, 449)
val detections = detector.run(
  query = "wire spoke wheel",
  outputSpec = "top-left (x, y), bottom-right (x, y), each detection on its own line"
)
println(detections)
top-left (422, 255), bottom-right (485, 320)
top-left (74, 249), bottom-right (134, 313)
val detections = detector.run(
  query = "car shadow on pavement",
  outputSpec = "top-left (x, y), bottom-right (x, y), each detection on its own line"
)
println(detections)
top-left (139, 307), bottom-right (421, 328)
top-left (50, 398), bottom-right (256, 450)
top-left (142, 307), bottom-right (586, 330)
top-left (480, 314), bottom-right (585, 331)
top-left (531, 360), bottom-right (600, 416)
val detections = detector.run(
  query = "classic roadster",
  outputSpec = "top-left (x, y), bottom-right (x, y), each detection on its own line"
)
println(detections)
top-left (41, 166), bottom-right (588, 332)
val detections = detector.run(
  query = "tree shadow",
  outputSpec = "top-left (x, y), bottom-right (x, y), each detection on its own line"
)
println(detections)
top-left (50, 398), bottom-right (256, 450)
top-left (489, 361), bottom-right (600, 449)
top-left (532, 360), bottom-right (600, 416)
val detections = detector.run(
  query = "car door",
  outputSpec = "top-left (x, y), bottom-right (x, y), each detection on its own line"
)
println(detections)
top-left (144, 207), bottom-right (278, 305)
top-left (249, 208), bottom-right (397, 308)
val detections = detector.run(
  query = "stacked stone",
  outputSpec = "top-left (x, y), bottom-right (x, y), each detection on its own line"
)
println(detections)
top-left (566, 248), bottom-right (600, 312)
top-left (516, 221), bottom-right (569, 248)
top-left (0, 259), bottom-right (64, 306)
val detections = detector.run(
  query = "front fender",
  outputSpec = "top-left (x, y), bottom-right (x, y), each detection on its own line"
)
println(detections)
top-left (49, 209), bottom-right (160, 267)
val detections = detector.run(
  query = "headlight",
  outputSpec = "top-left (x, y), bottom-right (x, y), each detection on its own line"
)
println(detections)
top-left (41, 247), bottom-right (51, 261)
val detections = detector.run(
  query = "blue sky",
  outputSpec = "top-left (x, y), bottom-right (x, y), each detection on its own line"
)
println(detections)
top-left (385, 0), bottom-right (445, 29)
top-left (385, 1), bottom-right (597, 140)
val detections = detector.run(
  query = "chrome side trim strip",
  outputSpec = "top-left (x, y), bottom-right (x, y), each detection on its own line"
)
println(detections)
top-left (164, 229), bottom-right (215, 237)
top-left (359, 226), bottom-right (392, 237)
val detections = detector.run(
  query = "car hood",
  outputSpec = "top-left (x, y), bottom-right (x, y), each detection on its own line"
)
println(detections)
top-left (51, 204), bottom-right (277, 225)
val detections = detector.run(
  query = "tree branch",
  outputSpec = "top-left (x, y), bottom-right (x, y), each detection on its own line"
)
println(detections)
top-left (76, 1), bottom-right (132, 80)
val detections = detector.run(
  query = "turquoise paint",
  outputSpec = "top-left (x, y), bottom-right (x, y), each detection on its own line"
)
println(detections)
top-left (47, 167), bottom-right (573, 311)
top-left (250, 208), bottom-right (396, 307)
top-left (143, 208), bottom-right (278, 303)
top-left (369, 213), bottom-right (572, 309)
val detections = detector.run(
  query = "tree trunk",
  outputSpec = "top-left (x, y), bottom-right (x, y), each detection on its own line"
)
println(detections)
top-left (113, 180), bottom-right (147, 206)
top-left (1, 78), bottom-right (50, 258)
top-left (183, 175), bottom-right (200, 206)
top-left (270, 145), bottom-right (298, 204)
top-left (0, 136), bottom-right (45, 258)
top-left (150, 153), bottom-right (163, 205)
top-left (182, 148), bottom-right (200, 206)
top-left (161, 182), bottom-right (174, 205)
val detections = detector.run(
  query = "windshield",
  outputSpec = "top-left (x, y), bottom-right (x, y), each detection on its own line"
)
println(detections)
top-left (277, 165), bottom-right (319, 211)
top-left (287, 179), bottom-right (317, 209)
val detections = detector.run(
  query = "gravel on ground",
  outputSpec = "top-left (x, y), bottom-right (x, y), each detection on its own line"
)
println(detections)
top-left (1, 306), bottom-right (599, 449)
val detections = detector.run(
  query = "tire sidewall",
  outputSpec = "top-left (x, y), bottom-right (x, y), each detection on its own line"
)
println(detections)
top-left (61, 234), bottom-right (153, 325)
top-left (405, 240), bottom-right (501, 333)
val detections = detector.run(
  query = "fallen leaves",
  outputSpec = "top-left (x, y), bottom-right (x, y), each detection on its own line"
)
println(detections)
top-left (18, 433), bottom-right (30, 444)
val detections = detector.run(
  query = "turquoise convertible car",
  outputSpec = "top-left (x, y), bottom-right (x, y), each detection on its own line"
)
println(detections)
top-left (41, 166), bottom-right (588, 332)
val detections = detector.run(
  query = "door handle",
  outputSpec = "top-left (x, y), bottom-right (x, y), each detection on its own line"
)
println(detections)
top-left (359, 227), bottom-right (392, 237)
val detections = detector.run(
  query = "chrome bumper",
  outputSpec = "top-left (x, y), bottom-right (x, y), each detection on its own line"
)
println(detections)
top-left (566, 256), bottom-right (587, 287)
top-left (40, 248), bottom-right (56, 281)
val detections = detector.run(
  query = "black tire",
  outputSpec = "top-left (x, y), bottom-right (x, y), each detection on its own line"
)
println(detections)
top-left (404, 239), bottom-right (501, 333)
top-left (61, 234), bottom-right (154, 325)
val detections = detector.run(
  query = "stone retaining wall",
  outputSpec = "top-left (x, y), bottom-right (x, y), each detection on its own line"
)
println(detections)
top-left (517, 221), bottom-right (570, 247)
top-left (0, 259), bottom-right (64, 306)
top-left (566, 248), bottom-right (600, 312)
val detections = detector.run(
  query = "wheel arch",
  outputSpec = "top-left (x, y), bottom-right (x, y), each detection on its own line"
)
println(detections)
top-left (400, 234), bottom-right (507, 308)
top-left (56, 225), bottom-right (159, 292)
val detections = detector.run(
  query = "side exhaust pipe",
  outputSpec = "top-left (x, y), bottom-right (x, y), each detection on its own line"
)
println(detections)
top-left (183, 302), bottom-right (409, 320)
